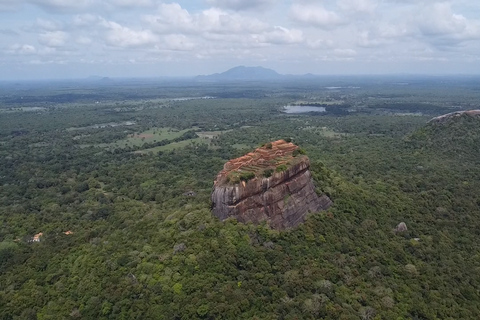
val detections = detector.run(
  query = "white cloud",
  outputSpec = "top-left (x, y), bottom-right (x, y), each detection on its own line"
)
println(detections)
top-left (258, 26), bottom-right (304, 45)
top-left (39, 31), bottom-right (68, 47)
top-left (337, 0), bottom-right (377, 15)
top-left (102, 20), bottom-right (158, 48)
top-left (290, 3), bottom-right (344, 28)
top-left (356, 20), bottom-right (413, 48)
top-left (144, 4), bottom-right (267, 35)
top-left (0, 0), bottom-right (21, 11)
top-left (333, 48), bottom-right (357, 57)
top-left (306, 38), bottom-right (333, 49)
top-left (76, 36), bottom-right (91, 45)
top-left (1, 0), bottom-right (479, 78)
top-left (7, 44), bottom-right (37, 54)
top-left (144, 3), bottom-right (193, 34)
top-left (30, 0), bottom-right (95, 12)
top-left (416, 3), bottom-right (480, 46)
top-left (197, 8), bottom-right (257, 34)
top-left (107, 0), bottom-right (154, 7)
top-left (157, 34), bottom-right (196, 51)
top-left (357, 31), bottom-right (384, 47)
top-left (73, 14), bottom-right (101, 27)
top-left (36, 18), bottom-right (62, 31)
top-left (349, 2), bottom-right (479, 51)
top-left (0, 28), bottom-right (18, 36)
top-left (206, 0), bottom-right (275, 11)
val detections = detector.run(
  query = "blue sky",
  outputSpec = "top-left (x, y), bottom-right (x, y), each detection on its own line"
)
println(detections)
top-left (0, 0), bottom-right (479, 80)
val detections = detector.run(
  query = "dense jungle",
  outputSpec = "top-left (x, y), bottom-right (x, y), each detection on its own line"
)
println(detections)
top-left (1, 76), bottom-right (480, 319)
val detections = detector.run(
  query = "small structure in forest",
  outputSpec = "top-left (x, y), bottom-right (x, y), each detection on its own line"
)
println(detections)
top-left (30, 232), bottom-right (43, 242)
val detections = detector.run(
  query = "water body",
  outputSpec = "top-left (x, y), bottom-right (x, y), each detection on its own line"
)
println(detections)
top-left (325, 86), bottom-right (360, 90)
top-left (170, 96), bottom-right (215, 101)
top-left (283, 105), bottom-right (326, 114)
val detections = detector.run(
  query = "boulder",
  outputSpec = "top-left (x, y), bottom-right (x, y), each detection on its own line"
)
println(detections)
top-left (395, 222), bottom-right (408, 233)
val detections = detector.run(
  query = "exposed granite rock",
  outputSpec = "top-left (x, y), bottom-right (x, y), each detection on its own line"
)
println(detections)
top-left (428, 110), bottom-right (480, 124)
top-left (211, 140), bottom-right (332, 229)
top-left (395, 222), bottom-right (407, 233)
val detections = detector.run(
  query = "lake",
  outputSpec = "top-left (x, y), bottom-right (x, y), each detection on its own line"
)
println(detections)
top-left (283, 105), bottom-right (326, 114)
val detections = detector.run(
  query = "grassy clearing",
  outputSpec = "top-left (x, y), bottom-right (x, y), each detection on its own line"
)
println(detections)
top-left (135, 138), bottom-right (206, 153)
top-left (133, 129), bottom-right (229, 153)
top-left (196, 130), bottom-right (231, 139)
top-left (112, 127), bottom-right (190, 148)
top-left (302, 126), bottom-right (348, 138)
top-left (84, 128), bottom-right (228, 152)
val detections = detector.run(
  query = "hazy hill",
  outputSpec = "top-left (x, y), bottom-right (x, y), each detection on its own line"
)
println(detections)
top-left (196, 66), bottom-right (283, 81)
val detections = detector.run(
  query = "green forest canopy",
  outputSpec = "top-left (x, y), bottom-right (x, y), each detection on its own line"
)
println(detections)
top-left (1, 78), bottom-right (480, 319)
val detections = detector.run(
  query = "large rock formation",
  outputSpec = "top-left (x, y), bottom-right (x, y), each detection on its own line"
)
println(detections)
top-left (409, 109), bottom-right (480, 158)
top-left (211, 140), bottom-right (332, 229)
top-left (428, 110), bottom-right (480, 124)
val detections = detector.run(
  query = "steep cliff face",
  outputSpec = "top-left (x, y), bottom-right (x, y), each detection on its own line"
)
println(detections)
top-left (212, 140), bottom-right (332, 229)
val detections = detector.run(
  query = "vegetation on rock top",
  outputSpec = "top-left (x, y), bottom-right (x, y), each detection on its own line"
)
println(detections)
top-left (219, 140), bottom-right (307, 185)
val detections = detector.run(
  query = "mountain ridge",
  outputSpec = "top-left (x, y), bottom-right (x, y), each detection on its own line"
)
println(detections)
top-left (196, 65), bottom-right (314, 81)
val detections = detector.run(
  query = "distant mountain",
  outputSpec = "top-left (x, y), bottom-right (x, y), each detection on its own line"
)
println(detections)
top-left (85, 76), bottom-right (114, 83)
top-left (86, 75), bottom-right (103, 80)
top-left (196, 66), bottom-right (283, 81)
top-left (99, 77), bottom-right (113, 82)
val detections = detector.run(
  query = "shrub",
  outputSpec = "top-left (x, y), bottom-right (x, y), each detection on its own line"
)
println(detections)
top-left (239, 171), bottom-right (255, 182)
top-left (75, 182), bottom-right (90, 193)
top-left (227, 173), bottom-right (240, 184)
top-left (292, 148), bottom-right (306, 157)
top-left (276, 164), bottom-right (288, 172)
top-left (263, 168), bottom-right (274, 178)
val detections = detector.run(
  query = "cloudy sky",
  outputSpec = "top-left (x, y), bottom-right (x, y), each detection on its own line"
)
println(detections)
top-left (1, 0), bottom-right (479, 79)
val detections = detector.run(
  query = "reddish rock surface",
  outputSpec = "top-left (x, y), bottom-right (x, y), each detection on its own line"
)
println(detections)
top-left (212, 140), bottom-right (332, 229)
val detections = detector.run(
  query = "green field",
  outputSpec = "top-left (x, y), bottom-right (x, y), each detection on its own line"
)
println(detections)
top-left (135, 130), bottom-right (227, 153)
top-left (196, 130), bottom-right (230, 139)
top-left (135, 137), bottom-right (206, 153)
top-left (112, 127), bottom-right (192, 148)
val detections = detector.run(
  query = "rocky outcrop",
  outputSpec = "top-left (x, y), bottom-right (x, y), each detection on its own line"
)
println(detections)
top-left (211, 140), bottom-right (332, 229)
top-left (428, 110), bottom-right (480, 124)
top-left (395, 222), bottom-right (408, 233)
